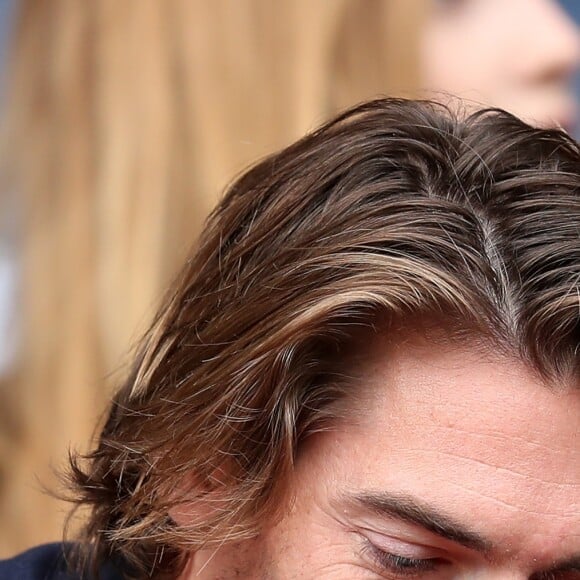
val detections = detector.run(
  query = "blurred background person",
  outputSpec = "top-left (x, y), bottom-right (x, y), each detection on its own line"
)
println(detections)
top-left (423, 0), bottom-right (579, 130)
top-left (0, 0), bottom-right (577, 556)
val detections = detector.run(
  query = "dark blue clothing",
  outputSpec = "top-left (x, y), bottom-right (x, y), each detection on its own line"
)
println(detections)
top-left (0, 544), bottom-right (124, 579)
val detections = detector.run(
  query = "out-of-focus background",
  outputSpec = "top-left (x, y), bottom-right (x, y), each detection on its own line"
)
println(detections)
top-left (0, 0), bottom-right (578, 556)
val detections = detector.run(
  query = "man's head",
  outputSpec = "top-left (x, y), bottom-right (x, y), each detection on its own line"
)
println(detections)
top-left (70, 99), bottom-right (580, 579)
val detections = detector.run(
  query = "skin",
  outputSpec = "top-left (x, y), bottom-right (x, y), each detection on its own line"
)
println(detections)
top-left (422, 0), bottom-right (580, 130)
top-left (179, 332), bottom-right (580, 578)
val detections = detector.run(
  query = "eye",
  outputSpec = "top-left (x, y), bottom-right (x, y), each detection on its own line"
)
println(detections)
top-left (362, 539), bottom-right (448, 577)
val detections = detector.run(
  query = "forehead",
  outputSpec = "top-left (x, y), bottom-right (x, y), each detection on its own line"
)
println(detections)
top-left (311, 332), bottom-right (580, 559)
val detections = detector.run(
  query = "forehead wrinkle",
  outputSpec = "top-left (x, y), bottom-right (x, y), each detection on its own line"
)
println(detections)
top-left (398, 446), bottom-right (580, 488)
top-left (428, 422), bottom-right (578, 455)
top-left (442, 478), bottom-right (580, 521)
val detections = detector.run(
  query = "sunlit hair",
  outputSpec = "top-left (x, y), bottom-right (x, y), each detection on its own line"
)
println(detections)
top-left (69, 98), bottom-right (580, 578)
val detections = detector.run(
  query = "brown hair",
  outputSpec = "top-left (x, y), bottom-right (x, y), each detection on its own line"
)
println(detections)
top-left (69, 98), bottom-right (580, 578)
top-left (0, 0), bottom-right (427, 552)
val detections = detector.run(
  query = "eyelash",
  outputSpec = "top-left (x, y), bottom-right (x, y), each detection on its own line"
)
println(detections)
top-left (363, 541), bottom-right (441, 577)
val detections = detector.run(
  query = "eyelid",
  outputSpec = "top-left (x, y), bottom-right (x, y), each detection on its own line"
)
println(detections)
top-left (359, 536), bottom-right (449, 578)
top-left (361, 528), bottom-right (445, 560)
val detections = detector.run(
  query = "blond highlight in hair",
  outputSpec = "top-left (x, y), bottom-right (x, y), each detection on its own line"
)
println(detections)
top-left (68, 99), bottom-right (580, 578)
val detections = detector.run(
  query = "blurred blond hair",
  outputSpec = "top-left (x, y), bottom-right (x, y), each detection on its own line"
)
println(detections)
top-left (0, 0), bottom-right (426, 554)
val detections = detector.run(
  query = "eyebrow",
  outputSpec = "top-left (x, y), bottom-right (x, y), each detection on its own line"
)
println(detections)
top-left (343, 491), bottom-right (493, 553)
top-left (344, 491), bottom-right (580, 574)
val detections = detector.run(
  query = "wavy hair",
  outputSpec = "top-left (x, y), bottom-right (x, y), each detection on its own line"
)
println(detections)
top-left (0, 0), bottom-right (427, 553)
top-left (69, 98), bottom-right (580, 578)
